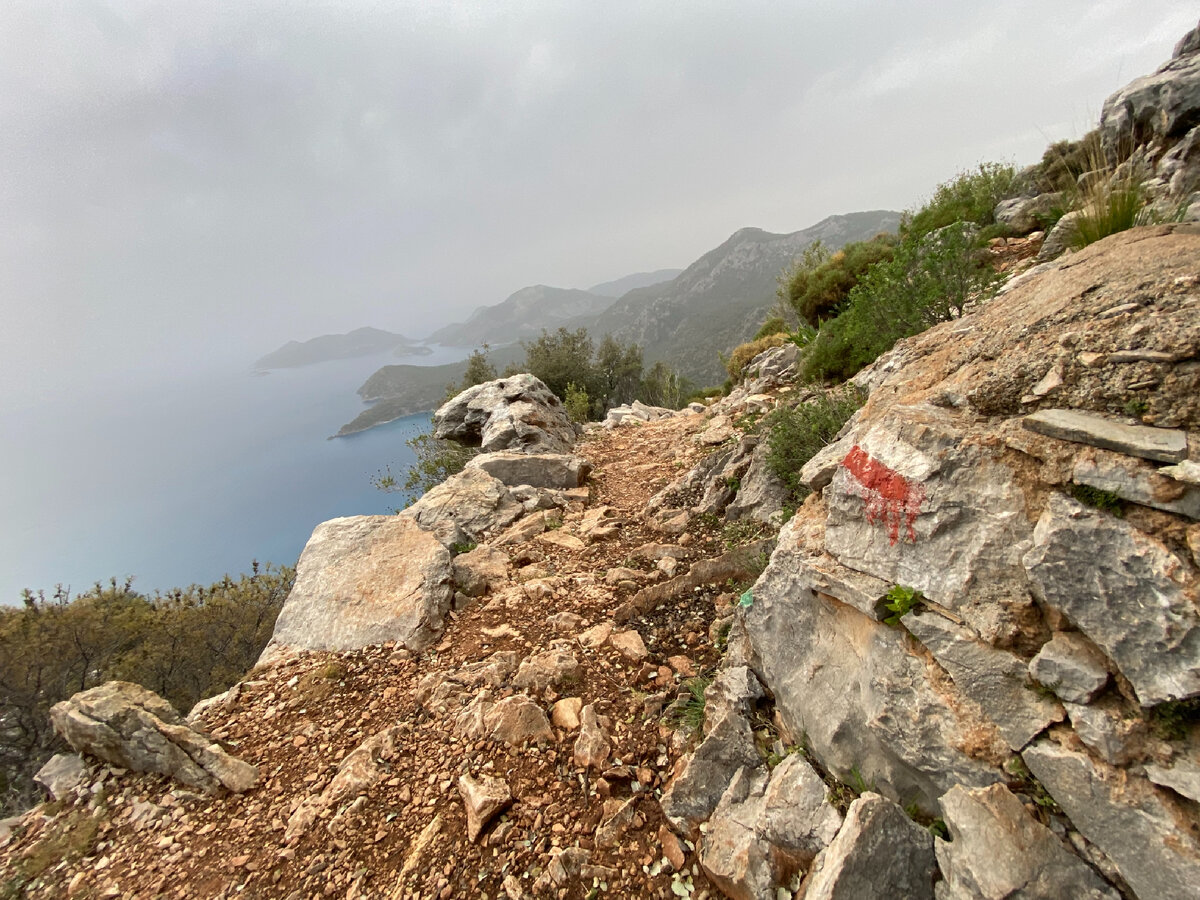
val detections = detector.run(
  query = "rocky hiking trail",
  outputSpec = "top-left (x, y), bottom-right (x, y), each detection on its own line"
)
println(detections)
top-left (1, 409), bottom-right (771, 899)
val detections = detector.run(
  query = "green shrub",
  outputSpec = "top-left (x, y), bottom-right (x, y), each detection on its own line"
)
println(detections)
top-left (783, 234), bottom-right (897, 327)
top-left (765, 386), bottom-right (864, 507)
top-left (1070, 484), bottom-right (1124, 516)
top-left (902, 162), bottom-right (1017, 239)
top-left (754, 315), bottom-right (788, 340)
top-left (879, 585), bottom-right (925, 626)
top-left (564, 382), bottom-right (591, 423)
top-left (374, 432), bottom-right (478, 504)
top-left (801, 223), bottom-right (1002, 383)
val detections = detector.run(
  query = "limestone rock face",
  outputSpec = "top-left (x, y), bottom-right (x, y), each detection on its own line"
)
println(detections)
top-left (935, 783), bottom-right (1119, 900)
top-left (746, 518), bottom-right (1003, 813)
top-left (433, 374), bottom-right (575, 454)
top-left (1023, 740), bottom-right (1200, 900)
top-left (804, 793), bottom-right (936, 900)
top-left (1028, 632), bottom-right (1109, 704)
top-left (403, 468), bottom-right (526, 549)
top-left (465, 450), bottom-right (592, 489)
top-left (698, 759), bottom-right (842, 900)
top-left (1023, 493), bottom-right (1200, 705)
top-left (903, 610), bottom-right (1063, 751)
top-left (50, 682), bottom-right (258, 794)
top-left (264, 515), bottom-right (453, 656)
top-left (1099, 22), bottom-right (1200, 150)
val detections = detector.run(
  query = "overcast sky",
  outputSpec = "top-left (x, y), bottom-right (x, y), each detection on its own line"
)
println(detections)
top-left (1, 1), bottom-right (1195, 402)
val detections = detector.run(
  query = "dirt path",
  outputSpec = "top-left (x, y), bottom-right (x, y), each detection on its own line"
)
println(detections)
top-left (3, 413), bottom-right (739, 900)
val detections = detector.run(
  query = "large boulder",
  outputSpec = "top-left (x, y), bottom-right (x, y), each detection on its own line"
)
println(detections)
top-left (1099, 21), bottom-right (1200, 152)
top-left (263, 515), bottom-right (453, 657)
top-left (403, 467), bottom-right (526, 548)
top-left (433, 374), bottom-right (576, 454)
top-left (49, 682), bottom-right (258, 794)
top-left (465, 450), bottom-right (592, 489)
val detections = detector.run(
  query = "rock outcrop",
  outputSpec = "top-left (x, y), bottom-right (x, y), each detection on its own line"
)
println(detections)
top-left (433, 374), bottom-right (576, 454)
top-left (263, 515), bottom-right (453, 657)
top-left (49, 682), bottom-right (258, 794)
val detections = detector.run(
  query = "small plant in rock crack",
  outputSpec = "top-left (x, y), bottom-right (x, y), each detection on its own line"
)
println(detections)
top-left (879, 585), bottom-right (925, 626)
top-left (670, 676), bottom-right (712, 733)
top-left (1069, 484), bottom-right (1124, 517)
top-left (449, 541), bottom-right (477, 555)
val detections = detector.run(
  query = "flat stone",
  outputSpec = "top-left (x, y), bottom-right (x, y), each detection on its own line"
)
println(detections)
top-left (452, 545), bottom-right (508, 598)
top-left (904, 610), bottom-right (1063, 750)
top-left (1023, 493), bottom-right (1200, 705)
top-left (1029, 632), bottom-right (1109, 704)
top-left (483, 695), bottom-right (554, 745)
top-left (1145, 757), bottom-right (1200, 804)
top-left (534, 530), bottom-right (586, 551)
top-left (513, 646), bottom-right (579, 693)
top-left (935, 783), bottom-right (1118, 900)
top-left (263, 515), bottom-right (453, 656)
top-left (1022, 408), bottom-right (1187, 463)
top-left (466, 450), bottom-right (592, 489)
top-left (1024, 740), bottom-right (1200, 900)
top-left (458, 774), bottom-right (512, 842)
top-left (609, 629), bottom-right (649, 661)
top-left (1073, 450), bottom-right (1200, 519)
top-left (33, 753), bottom-right (88, 800)
top-left (805, 793), bottom-right (936, 900)
top-left (577, 621), bottom-right (613, 648)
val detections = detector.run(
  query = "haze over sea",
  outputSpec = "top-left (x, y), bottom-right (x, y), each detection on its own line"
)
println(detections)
top-left (0, 348), bottom-right (460, 603)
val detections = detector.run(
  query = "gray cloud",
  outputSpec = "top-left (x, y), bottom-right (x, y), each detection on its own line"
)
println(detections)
top-left (0, 1), bottom-right (1194, 399)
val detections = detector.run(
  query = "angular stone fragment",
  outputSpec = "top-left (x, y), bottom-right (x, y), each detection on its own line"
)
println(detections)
top-left (1160, 459), bottom-right (1200, 486)
top-left (805, 793), bottom-right (936, 900)
top-left (1145, 757), bottom-right (1200, 804)
top-left (33, 753), bottom-right (88, 800)
top-left (264, 515), bottom-right (453, 656)
top-left (660, 672), bottom-right (764, 836)
top-left (50, 682), bottom-right (258, 795)
top-left (1023, 739), bottom-right (1200, 900)
top-left (452, 545), bottom-right (509, 598)
top-left (609, 629), bottom-right (649, 661)
top-left (534, 530), bottom-right (586, 551)
top-left (1023, 493), bottom-right (1200, 705)
top-left (465, 450), bottom-right (592, 489)
top-left (800, 435), bottom-right (855, 492)
top-left (433, 374), bottom-right (576, 454)
top-left (550, 697), bottom-right (582, 730)
top-left (513, 646), bottom-right (580, 693)
top-left (934, 783), bottom-right (1118, 900)
top-left (1072, 450), bottom-right (1200, 519)
top-left (1029, 632), bottom-right (1109, 704)
top-left (1022, 408), bottom-right (1187, 463)
top-left (572, 704), bottom-right (611, 770)
top-left (403, 468), bottom-right (525, 549)
top-left (483, 695), bottom-right (554, 745)
top-left (458, 773), bottom-right (512, 842)
top-left (699, 757), bottom-right (843, 900)
top-left (904, 610), bottom-right (1063, 750)
top-left (1063, 701), bottom-right (1145, 766)
top-left (594, 796), bottom-right (637, 848)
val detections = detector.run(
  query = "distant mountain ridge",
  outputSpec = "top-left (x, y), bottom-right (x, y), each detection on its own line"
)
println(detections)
top-left (587, 211), bottom-right (901, 384)
top-left (426, 286), bottom-right (614, 348)
top-left (255, 327), bottom-right (428, 370)
top-left (337, 210), bottom-right (900, 435)
top-left (587, 268), bottom-right (683, 297)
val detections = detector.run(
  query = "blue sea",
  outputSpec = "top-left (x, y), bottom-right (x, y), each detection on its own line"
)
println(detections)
top-left (0, 352), bottom-right (458, 603)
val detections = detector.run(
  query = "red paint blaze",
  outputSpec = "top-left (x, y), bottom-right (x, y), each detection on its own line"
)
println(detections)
top-left (841, 445), bottom-right (925, 545)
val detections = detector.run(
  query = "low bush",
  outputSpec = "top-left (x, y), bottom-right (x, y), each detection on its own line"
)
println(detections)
top-left (374, 432), bottom-right (478, 504)
top-left (783, 234), bottom-right (897, 326)
top-left (764, 386), bottom-right (864, 509)
top-left (801, 223), bottom-right (1002, 383)
top-left (902, 162), bottom-right (1017, 239)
